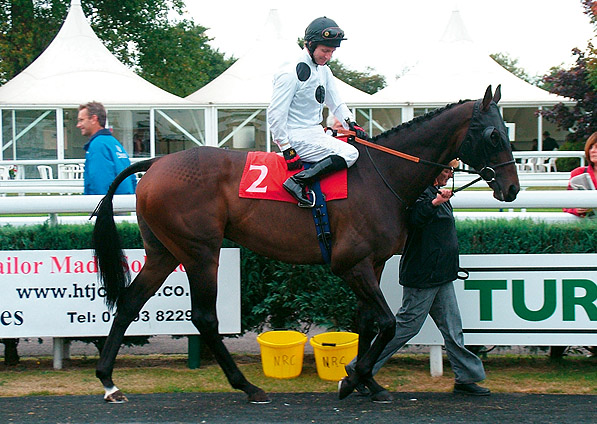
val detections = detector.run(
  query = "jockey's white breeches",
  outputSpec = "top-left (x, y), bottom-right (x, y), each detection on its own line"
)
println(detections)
top-left (288, 126), bottom-right (359, 167)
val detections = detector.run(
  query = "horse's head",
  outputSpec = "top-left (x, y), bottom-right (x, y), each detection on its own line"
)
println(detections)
top-left (458, 85), bottom-right (520, 202)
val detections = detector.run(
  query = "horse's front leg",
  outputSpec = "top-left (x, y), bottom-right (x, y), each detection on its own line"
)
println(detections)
top-left (337, 263), bottom-right (396, 400)
top-left (347, 300), bottom-right (388, 398)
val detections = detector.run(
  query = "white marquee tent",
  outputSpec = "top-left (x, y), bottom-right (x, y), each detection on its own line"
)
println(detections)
top-left (373, 10), bottom-right (566, 106)
top-left (186, 9), bottom-right (374, 106)
top-left (372, 10), bottom-right (570, 148)
top-left (186, 9), bottom-right (375, 150)
top-left (0, 3), bottom-right (575, 172)
top-left (0, 0), bottom-right (201, 171)
top-left (0, 0), bottom-right (190, 107)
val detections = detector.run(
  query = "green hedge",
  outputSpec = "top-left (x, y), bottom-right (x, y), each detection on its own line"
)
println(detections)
top-left (1, 219), bottom-right (596, 333)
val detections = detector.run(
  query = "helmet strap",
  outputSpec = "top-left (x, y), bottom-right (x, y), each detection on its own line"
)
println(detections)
top-left (306, 41), bottom-right (318, 64)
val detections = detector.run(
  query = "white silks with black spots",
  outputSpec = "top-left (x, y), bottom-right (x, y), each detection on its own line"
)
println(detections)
top-left (267, 49), bottom-right (359, 166)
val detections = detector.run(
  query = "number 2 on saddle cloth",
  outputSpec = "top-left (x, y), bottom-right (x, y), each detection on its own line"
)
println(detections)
top-left (238, 131), bottom-right (349, 263)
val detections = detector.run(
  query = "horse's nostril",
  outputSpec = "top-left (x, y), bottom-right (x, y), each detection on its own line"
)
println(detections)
top-left (508, 184), bottom-right (519, 200)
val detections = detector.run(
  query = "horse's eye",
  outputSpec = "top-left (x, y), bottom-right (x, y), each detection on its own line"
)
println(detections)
top-left (483, 127), bottom-right (500, 147)
top-left (490, 130), bottom-right (500, 146)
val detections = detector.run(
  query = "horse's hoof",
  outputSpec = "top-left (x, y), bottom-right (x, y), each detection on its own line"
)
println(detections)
top-left (104, 389), bottom-right (128, 403)
top-left (248, 389), bottom-right (271, 404)
top-left (338, 376), bottom-right (356, 400)
top-left (371, 389), bottom-right (393, 404)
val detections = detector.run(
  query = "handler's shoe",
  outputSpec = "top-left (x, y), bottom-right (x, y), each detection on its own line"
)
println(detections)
top-left (370, 389), bottom-right (393, 403)
top-left (453, 383), bottom-right (491, 396)
top-left (355, 383), bottom-right (371, 396)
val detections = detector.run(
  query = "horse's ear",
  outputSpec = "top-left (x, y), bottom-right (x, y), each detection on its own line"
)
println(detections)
top-left (493, 84), bottom-right (502, 104)
top-left (482, 85), bottom-right (492, 111)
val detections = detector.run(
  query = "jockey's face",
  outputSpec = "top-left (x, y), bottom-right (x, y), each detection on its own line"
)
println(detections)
top-left (312, 44), bottom-right (336, 66)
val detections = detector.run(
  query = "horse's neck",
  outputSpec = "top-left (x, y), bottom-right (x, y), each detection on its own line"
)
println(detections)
top-left (389, 103), bottom-right (471, 159)
top-left (372, 102), bottom-right (473, 204)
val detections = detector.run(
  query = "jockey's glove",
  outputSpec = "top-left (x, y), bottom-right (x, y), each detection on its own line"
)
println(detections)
top-left (283, 148), bottom-right (303, 171)
top-left (348, 121), bottom-right (369, 140)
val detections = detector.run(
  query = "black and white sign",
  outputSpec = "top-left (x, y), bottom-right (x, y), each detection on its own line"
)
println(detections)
top-left (0, 249), bottom-right (240, 338)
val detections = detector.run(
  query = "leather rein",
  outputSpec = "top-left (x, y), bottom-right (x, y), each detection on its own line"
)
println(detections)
top-left (337, 129), bottom-right (514, 201)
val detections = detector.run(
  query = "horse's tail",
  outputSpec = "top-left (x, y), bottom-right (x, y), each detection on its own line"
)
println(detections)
top-left (92, 158), bottom-right (158, 310)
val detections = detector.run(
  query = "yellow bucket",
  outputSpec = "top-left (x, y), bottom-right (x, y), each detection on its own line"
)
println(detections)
top-left (309, 332), bottom-right (359, 381)
top-left (256, 330), bottom-right (307, 379)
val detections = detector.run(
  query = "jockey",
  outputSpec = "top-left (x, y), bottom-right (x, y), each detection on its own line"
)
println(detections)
top-left (267, 16), bottom-right (368, 207)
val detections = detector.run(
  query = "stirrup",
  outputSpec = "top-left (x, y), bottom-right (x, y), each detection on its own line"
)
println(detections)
top-left (298, 189), bottom-right (316, 208)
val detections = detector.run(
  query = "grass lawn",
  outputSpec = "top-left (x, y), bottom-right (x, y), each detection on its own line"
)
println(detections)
top-left (1, 353), bottom-right (595, 398)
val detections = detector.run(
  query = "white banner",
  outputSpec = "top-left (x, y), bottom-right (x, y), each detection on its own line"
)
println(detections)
top-left (380, 254), bottom-right (597, 346)
top-left (0, 249), bottom-right (241, 338)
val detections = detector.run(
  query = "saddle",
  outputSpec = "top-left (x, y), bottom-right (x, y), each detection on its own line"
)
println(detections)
top-left (239, 151), bottom-right (346, 263)
top-left (238, 151), bottom-right (347, 202)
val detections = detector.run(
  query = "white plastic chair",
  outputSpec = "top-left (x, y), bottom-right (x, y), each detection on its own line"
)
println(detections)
top-left (58, 164), bottom-right (83, 179)
top-left (516, 158), bottom-right (529, 173)
top-left (519, 157), bottom-right (538, 172)
top-left (546, 157), bottom-right (558, 172)
top-left (38, 165), bottom-right (54, 179)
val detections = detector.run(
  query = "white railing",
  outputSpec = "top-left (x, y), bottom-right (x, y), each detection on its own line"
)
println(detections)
top-left (513, 150), bottom-right (585, 163)
top-left (0, 191), bottom-right (594, 226)
top-left (453, 171), bottom-right (570, 188)
top-left (0, 171), bottom-right (574, 196)
top-left (0, 179), bottom-right (84, 194)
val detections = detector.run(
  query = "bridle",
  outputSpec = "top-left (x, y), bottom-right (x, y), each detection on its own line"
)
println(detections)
top-left (336, 99), bottom-right (515, 202)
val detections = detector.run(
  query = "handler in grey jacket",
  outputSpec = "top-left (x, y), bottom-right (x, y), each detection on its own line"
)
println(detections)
top-left (347, 160), bottom-right (490, 402)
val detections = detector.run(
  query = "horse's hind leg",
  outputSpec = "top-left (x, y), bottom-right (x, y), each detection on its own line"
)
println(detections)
top-left (184, 254), bottom-right (270, 404)
top-left (96, 247), bottom-right (179, 403)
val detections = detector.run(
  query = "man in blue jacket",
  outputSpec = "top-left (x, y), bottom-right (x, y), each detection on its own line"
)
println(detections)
top-left (77, 101), bottom-right (136, 195)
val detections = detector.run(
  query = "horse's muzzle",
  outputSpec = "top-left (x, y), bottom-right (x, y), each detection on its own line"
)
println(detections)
top-left (490, 181), bottom-right (519, 202)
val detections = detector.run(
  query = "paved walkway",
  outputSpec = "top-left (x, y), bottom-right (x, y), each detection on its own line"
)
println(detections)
top-left (2, 392), bottom-right (595, 423)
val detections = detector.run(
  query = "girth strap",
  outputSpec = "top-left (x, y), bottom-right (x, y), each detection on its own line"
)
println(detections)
top-left (303, 163), bottom-right (332, 263)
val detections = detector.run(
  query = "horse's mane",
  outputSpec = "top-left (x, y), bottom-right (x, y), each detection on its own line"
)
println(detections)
top-left (370, 99), bottom-right (471, 142)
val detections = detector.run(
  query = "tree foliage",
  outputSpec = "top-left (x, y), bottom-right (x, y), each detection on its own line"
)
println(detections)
top-left (0, 0), bottom-right (232, 96)
top-left (537, 1), bottom-right (597, 147)
top-left (297, 38), bottom-right (386, 94)
top-left (136, 20), bottom-right (234, 97)
top-left (490, 52), bottom-right (539, 85)
top-left (328, 60), bottom-right (386, 95)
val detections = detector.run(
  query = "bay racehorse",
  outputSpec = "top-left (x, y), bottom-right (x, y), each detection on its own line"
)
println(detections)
top-left (92, 85), bottom-right (519, 403)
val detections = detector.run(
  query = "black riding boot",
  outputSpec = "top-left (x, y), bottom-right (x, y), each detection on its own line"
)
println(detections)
top-left (283, 155), bottom-right (347, 207)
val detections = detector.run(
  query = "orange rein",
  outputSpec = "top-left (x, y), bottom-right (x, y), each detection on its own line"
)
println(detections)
top-left (338, 130), bottom-right (421, 163)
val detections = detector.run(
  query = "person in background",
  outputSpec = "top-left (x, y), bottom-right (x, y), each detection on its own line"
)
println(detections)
top-left (542, 131), bottom-right (559, 151)
top-left (77, 101), bottom-right (137, 195)
top-left (344, 160), bottom-right (490, 402)
top-left (267, 16), bottom-right (368, 208)
top-left (563, 131), bottom-right (597, 217)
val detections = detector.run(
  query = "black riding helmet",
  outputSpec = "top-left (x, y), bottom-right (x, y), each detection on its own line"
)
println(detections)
top-left (304, 16), bottom-right (346, 57)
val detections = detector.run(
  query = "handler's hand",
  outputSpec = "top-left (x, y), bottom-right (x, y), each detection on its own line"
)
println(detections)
top-left (432, 189), bottom-right (453, 206)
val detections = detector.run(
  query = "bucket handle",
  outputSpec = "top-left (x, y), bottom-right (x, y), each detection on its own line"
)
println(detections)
top-left (319, 337), bottom-right (359, 347)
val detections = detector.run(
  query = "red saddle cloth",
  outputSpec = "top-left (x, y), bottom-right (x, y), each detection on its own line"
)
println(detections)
top-left (239, 151), bottom-right (347, 203)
